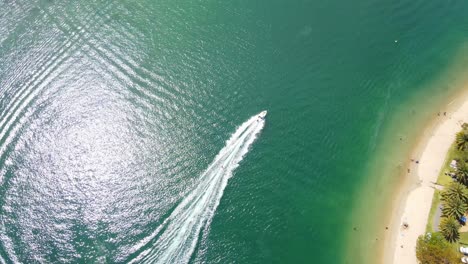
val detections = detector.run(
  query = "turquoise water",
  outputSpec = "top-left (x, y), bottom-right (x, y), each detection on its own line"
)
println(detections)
top-left (1, 1), bottom-right (468, 263)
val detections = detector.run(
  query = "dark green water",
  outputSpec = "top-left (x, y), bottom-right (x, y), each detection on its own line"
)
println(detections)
top-left (1, 1), bottom-right (468, 263)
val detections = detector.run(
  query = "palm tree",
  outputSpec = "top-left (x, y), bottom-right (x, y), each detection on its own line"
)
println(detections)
top-left (441, 182), bottom-right (468, 203)
top-left (440, 217), bottom-right (461, 242)
top-left (456, 130), bottom-right (468, 151)
top-left (442, 196), bottom-right (468, 220)
top-left (455, 160), bottom-right (468, 186)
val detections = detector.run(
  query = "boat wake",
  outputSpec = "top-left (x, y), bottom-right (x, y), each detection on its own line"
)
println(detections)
top-left (130, 112), bottom-right (266, 263)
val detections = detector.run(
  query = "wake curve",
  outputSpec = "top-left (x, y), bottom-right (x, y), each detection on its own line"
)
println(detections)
top-left (131, 113), bottom-right (265, 263)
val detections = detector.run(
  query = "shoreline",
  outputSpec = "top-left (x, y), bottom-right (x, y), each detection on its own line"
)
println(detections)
top-left (384, 90), bottom-right (468, 264)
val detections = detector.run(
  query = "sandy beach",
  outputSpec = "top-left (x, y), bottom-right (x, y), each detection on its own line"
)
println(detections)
top-left (387, 94), bottom-right (468, 264)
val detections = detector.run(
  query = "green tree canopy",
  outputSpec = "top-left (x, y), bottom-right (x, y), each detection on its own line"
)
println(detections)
top-left (441, 182), bottom-right (468, 203)
top-left (442, 195), bottom-right (468, 220)
top-left (456, 130), bottom-right (468, 151)
top-left (455, 160), bottom-right (468, 186)
top-left (416, 233), bottom-right (459, 264)
top-left (439, 217), bottom-right (461, 243)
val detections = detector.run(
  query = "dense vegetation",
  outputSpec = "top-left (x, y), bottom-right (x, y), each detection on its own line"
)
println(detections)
top-left (416, 233), bottom-right (459, 264)
top-left (417, 124), bottom-right (468, 264)
top-left (439, 124), bottom-right (468, 242)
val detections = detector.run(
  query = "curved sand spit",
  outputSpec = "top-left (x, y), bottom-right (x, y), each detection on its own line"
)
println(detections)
top-left (389, 96), bottom-right (468, 264)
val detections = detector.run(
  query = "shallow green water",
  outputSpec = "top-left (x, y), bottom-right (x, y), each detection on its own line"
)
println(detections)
top-left (1, 1), bottom-right (468, 263)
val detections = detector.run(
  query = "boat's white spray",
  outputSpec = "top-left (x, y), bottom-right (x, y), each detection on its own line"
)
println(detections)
top-left (131, 112), bottom-right (265, 264)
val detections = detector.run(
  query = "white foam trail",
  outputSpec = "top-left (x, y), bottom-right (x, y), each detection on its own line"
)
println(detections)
top-left (132, 113), bottom-right (265, 264)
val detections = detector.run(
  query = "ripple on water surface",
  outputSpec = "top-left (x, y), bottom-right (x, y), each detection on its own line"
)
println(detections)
top-left (0, 0), bottom-right (254, 262)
